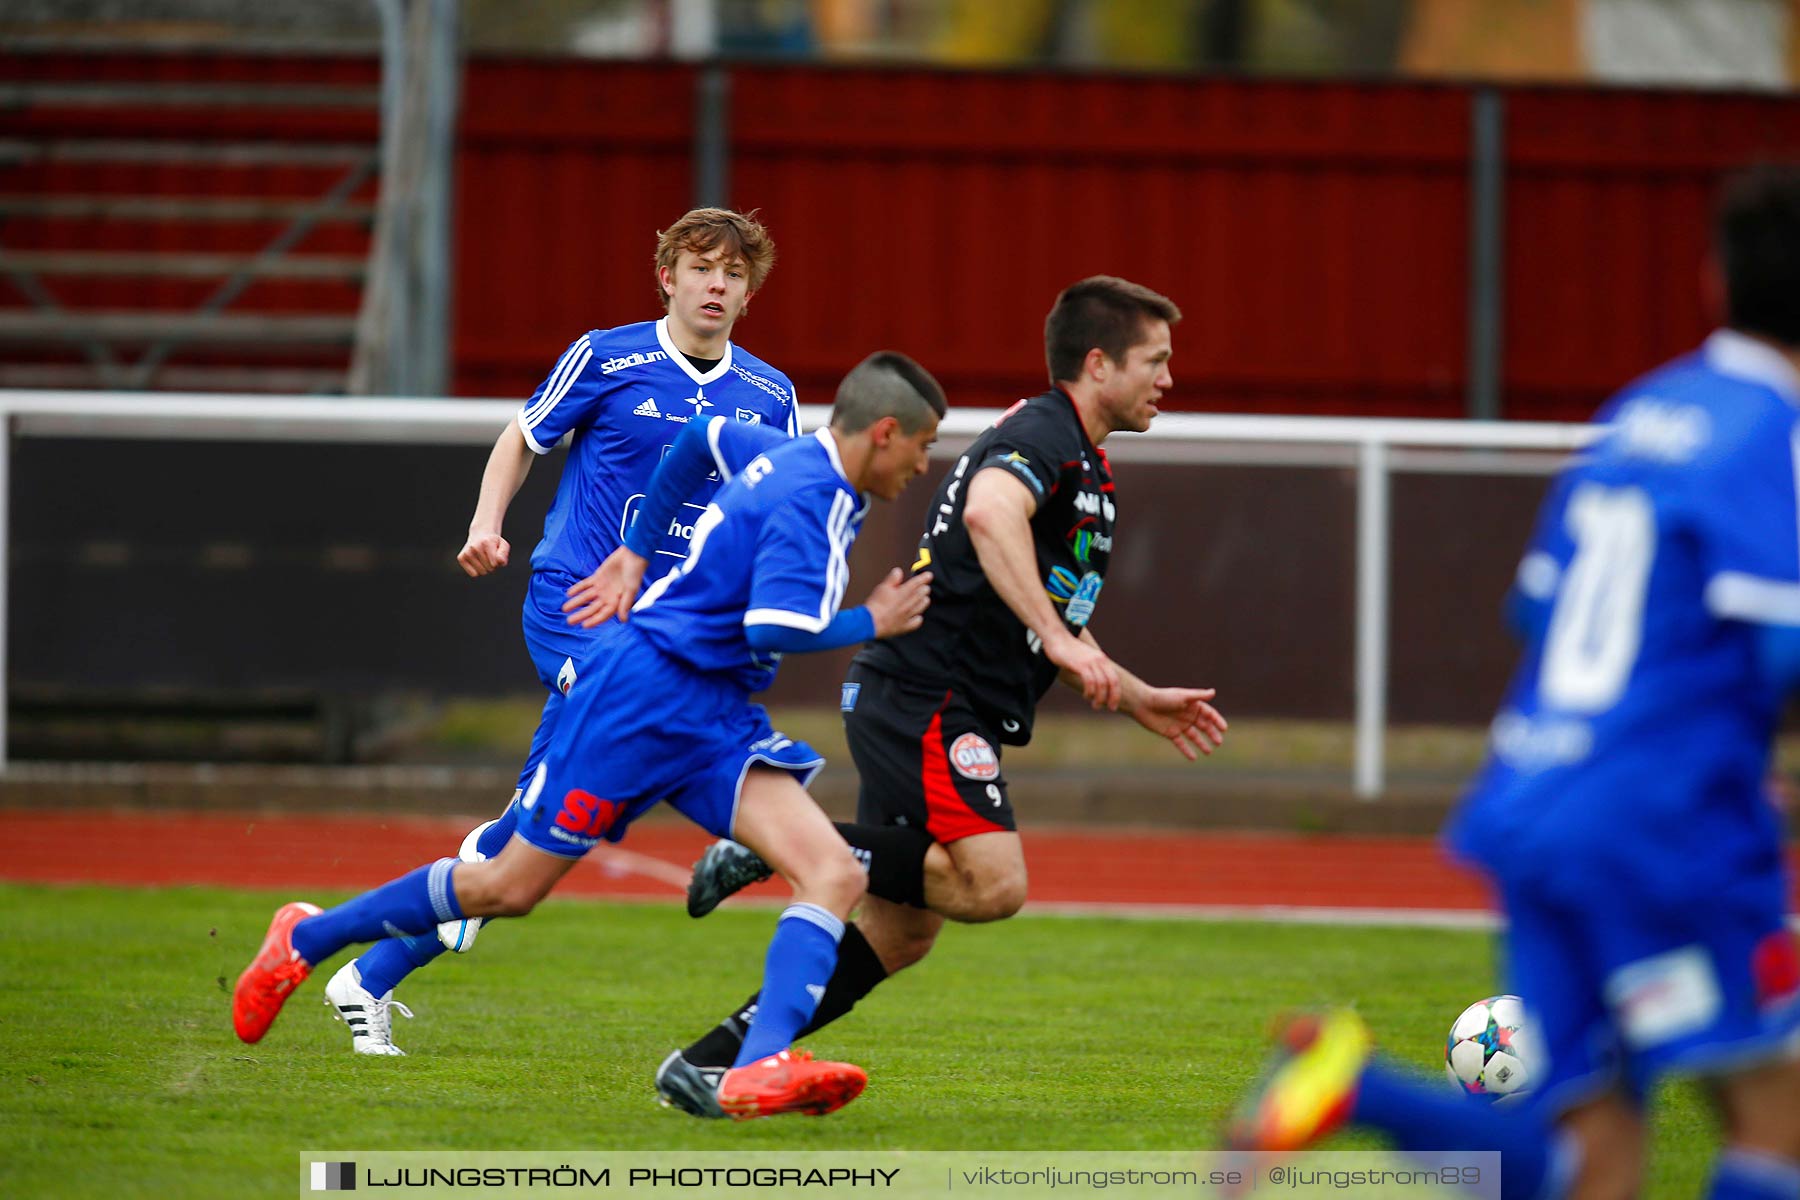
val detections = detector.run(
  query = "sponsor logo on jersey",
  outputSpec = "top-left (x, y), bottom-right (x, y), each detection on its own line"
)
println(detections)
top-left (1074, 490), bottom-right (1116, 521)
top-left (732, 365), bottom-right (791, 402)
top-left (619, 495), bottom-right (708, 557)
top-left (1002, 719), bottom-right (1021, 734)
top-left (1614, 396), bottom-right (1711, 463)
top-left (1065, 571), bottom-right (1104, 627)
top-left (554, 789), bottom-right (625, 840)
top-left (633, 397), bottom-right (661, 418)
top-left (1607, 945), bottom-right (1723, 1049)
top-left (556, 657), bottom-right (577, 696)
top-left (736, 408), bottom-right (761, 425)
top-left (948, 732), bottom-right (1000, 781)
top-left (601, 350), bottom-right (669, 375)
top-left (840, 682), bottom-right (861, 712)
top-left (1489, 709), bottom-right (1594, 770)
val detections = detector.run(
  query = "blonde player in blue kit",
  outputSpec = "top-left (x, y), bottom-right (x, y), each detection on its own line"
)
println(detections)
top-left (1232, 167), bottom-right (1800, 1200)
top-left (234, 353), bottom-right (946, 1120)
top-left (319, 209), bottom-right (800, 1056)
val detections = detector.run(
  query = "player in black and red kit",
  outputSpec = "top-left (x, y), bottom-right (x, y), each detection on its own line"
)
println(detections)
top-left (655, 277), bottom-right (1229, 1117)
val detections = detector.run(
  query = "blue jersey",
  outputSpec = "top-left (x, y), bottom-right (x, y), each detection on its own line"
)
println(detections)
top-left (1450, 330), bottom-right (1800, 894)
top-left (629, 427), bottom-right (869, 694)
top-left (518, 318), bottom-right (800, 579)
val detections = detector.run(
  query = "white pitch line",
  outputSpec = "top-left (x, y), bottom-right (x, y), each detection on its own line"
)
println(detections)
top-left (1021, 900), bottom-right (1503, 930)
top-left (590, 850), bottom-right (1508, 929)
top-left (586, 844), bottom-right (694, 890)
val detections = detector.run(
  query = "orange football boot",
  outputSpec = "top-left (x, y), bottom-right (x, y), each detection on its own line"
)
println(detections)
top-left (717, 1048), bottom-right (867, 1120)
top-left (232, 901), bottom-right (323, 1043)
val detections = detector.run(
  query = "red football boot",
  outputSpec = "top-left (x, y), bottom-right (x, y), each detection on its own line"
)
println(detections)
top-left (232, 901), bottom-right (323, 1043)
top-left (717, 1049), bottom-right (867, 1120)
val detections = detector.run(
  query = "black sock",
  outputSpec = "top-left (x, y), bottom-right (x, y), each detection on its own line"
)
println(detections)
top-left (683, 993), bottom-right (759, 1068)
top-left (832, 822), bottom-right (933, 907)
top-left (681, 923), bottom-right (890, 1067)
top-left (796, 919), bottom-right (888, 1038)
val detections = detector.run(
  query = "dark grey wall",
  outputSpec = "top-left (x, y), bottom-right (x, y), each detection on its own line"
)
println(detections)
top-left (12, 438), bottom-right (1548, 724)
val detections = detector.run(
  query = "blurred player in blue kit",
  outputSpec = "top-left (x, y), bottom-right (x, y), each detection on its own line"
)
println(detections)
top-left (234, 351), bottom-right (947, 1119)
top-left (315, 208), bottom-right (802, 1055)
top-left (1233, 166), bottom-right (1800, 1200)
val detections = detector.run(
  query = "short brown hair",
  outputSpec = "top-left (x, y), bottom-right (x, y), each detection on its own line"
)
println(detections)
top-left (653, 208), bottom-right (777, 308)
top-left (1044, 276), bottom-right (1182, 384)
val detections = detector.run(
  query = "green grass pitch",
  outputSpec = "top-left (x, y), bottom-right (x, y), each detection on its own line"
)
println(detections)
top-left (1, 884), bottom-right (1719, 1197)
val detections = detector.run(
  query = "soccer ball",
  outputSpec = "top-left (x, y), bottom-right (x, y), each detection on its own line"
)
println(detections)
top-left (435, 818), bottom-right (498, 953)
top-left (1445, 994), bottom-right (1540, 1102)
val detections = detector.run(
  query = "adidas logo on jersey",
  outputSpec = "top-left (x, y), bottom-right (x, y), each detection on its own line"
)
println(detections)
top-left (634, 397), bottom-right (661, 418)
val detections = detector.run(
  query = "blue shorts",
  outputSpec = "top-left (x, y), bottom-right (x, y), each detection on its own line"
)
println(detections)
top-left (1501, 852), bottom-right (1800, 1115)
top-left (515, 622), bottom-right (824, 859)
top-left (513, 570), bottom-right (605, 795)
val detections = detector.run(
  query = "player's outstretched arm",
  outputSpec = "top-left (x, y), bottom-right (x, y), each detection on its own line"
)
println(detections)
top-left (1073, 630), bottom-right (1226, 760)
top-left (457, 421), bottom-right (536, 577)
top-left (563, 546), bottom-right (650, 627)
top-left (964, 468), bottom-right (1122, 710)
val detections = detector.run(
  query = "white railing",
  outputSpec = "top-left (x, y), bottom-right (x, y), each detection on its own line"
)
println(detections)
top-left (0, 390), bottom-right (1605, 792)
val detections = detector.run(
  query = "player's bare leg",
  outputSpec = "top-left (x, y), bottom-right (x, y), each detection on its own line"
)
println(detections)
top-left (921, 831), bottom-right (1028, 924)
top-left (1709, 1057), bottom-right (1800, 1194)
top-left (854, 893), bottom-right (944, 973)
top-left (730, 767), bottom-right (866, 919)
top-left (438, 837), bottom-right (579, 918)
top-left (708, 767), bottom-right (869, 1119)
top-left (1554, 1093), bottom-right (1644, 1200)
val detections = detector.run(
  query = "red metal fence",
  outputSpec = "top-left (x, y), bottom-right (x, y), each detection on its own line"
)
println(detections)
top-left (5, 47), bottom-right (1799, 418)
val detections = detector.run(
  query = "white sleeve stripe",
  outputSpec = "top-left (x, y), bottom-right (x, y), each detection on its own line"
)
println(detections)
top-left (786, 393), bottom-right (800, 438)
top-left (520, 341), bottom-right (583, 427)
top-left (820, 489), bottom-right (854, 627)
top-left (523, 343), bottom-right (591, 429)
top-left (1707, 573), bottom-right (1800, 626)
top-left (522, 339), bottom-right (587, 427)
top-left (517, 409), bottom-right (553, 455)
top-left (744, 607), bottom-right (831, 632)
top-left (705, 415), bottom-right (732, 479)
top-left (521, 343), bottom-right (593, 430)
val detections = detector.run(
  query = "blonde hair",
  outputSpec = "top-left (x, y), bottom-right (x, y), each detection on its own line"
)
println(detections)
top-left (653, 208), bottom-right (777, 308)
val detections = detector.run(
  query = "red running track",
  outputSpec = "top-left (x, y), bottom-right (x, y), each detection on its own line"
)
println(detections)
top-left (0, 810), bottom-right (1501, 914)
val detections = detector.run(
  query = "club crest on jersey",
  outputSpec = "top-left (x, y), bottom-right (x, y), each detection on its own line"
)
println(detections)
top-left (948, 732), bottom-right (999, 781)
top-left (736, 408), bottom-right (761, 425)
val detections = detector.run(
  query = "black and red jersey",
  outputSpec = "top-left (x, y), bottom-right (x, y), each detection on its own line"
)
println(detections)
top-left (855, 387), bottom-right (1116, 745)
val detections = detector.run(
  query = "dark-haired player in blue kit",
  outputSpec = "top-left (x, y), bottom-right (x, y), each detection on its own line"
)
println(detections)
top-left (315, 209), bottom-right (800, 1056)
top-left (234, 352), bottom-right (946, 1119)
top-left (1233, 166), bottom-right (1800, 1200)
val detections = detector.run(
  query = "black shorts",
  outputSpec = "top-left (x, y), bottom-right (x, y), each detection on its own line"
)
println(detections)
top-left (840, 662), bottom-right (1016, 844)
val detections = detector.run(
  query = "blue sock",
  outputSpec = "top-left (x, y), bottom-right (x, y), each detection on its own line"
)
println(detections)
top-left (1709, 1149), bottom-right (1800, 1200)
top-left (347, 806), bottom-right (518, 995)
top-left (291, 859), bottom-right (463, 967)
top-left (1354, 1061), bottom-right (1569, 1200)
top-left (353, 935), bottom-right (444, 996)
top-left (733, 903), bottom-right (843, 1067)
top-left (475, 803), bottom-right (519, 858)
